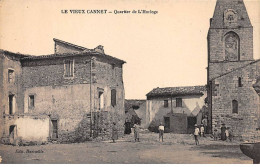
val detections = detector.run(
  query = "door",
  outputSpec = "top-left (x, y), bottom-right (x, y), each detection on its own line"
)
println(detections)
top-left (51, 120), bottom-right (58, 139)
top-left (164, 117), bottom-right (170, 132)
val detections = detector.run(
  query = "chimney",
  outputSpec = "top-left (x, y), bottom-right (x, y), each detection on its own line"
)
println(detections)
top-left (94, 45), bottom-right (104, 54)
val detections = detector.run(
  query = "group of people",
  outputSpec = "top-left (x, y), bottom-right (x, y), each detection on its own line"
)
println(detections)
top-left (112, 122), bottom-right (165, 143)
top-left (193, 124), bottom-right (206, 145)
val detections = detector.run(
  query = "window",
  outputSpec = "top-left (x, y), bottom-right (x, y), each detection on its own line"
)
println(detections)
top-left (29, 95), bottom-right (35, 108)
top-left (238, 77), bottom-right (242, 87)
top-left (64, 60), bottom-right (74, 77)
top-left (111, 89), bottom-right (116, 107)
top-left (232, 100), bottom-right (238, 114)
top-left (176, 98), bottom-right (182, 107)
top-left (9, 95), bottom-right (14, 115)
top-left (164, 100), bottom-right (168, 108)
top-left (224, 32), bottom-right (240, 61)
top-left (98, 91), bottom-right (104, 110)
top-left (8, 69), bottom-right (14, 83)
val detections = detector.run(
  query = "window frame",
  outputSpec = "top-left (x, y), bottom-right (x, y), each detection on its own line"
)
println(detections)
top-left (176, 98), bottom-right (182, 107)
top-left (8, 69), bottom-right (15, 83)
top-left (64, 59), bottom-right (74, 78)
top-left (232, 99), bottom-right (238, 114)
top-left (28, 94), bottom-right (35, 109)
top-left (164, 100), bottom-right (168, 108)
top-left (111, 89), bottom-right (117, 107)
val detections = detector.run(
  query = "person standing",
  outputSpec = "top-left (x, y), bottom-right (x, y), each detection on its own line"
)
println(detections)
top-left (194, 124), bottom-right (200, 145)
top-left (221, 123), bottom-right (226, 141)
top-left (200, 124), bottom-right (205, 137)
top-left (158, 123), bottom-right (164, 142)
top-left (112, 122), bottom-right (118, 143)
top-left (213, 129), bottom-right (218, 141)
top-left (133, 123), bottom-right (140, 142)
top-left (202, 116), bottom-right (208, 133)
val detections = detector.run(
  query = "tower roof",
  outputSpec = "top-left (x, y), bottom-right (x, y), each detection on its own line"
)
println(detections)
top-left (210, 0), bottom-right (252, 29)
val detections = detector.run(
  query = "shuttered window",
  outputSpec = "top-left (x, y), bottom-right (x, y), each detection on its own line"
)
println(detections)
top-left (111, 89), bottom-right (116, 107)
top-left (64, 60), bottom-right (74, 77)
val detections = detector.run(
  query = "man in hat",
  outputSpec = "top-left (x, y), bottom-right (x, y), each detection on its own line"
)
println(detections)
top-left (194, 124), bottom-right (200, 145)
top-left (221, 123), bottom-right (226, 141)
top-left (133, 123), bottom-right (140, 142)
top-left (213, 129), bottom-right (218, 141)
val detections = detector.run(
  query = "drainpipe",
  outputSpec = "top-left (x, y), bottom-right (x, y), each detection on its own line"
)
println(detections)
top-left (170, 94), bottom-right (173, 113)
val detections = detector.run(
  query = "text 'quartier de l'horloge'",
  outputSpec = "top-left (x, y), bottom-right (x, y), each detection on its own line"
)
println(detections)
top-left (61, 9), bottom-right (158, 15)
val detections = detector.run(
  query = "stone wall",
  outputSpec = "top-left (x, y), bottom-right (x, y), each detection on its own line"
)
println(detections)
top-left (0, 52), bottom-right (24, 140)
top-left (211, 61), bottom-right (260, 141)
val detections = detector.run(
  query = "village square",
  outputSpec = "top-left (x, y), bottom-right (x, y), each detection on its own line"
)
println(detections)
top-left (0, 0), bottom-right (260, 164)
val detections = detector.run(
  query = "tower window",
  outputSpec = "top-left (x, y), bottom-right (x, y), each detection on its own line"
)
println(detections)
top-left (238, 77), bottom-right (242, 87)
top-left (232, 100), bottom-right (238, 114)
top-left (224, 32), bottom-right (240, 61)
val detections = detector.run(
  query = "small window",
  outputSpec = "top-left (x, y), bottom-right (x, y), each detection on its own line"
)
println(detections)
top-left (9, 95), bottom-right (14, 115)
top-left (29, 95), bottom-right (35, 108)
top-left (164, 100), bottom-right (168, 108)
top-left (238, 77), bottom-right (242, 87)
top-left (8, 69), bottom-right (14, 83)
top-left (111, 89), bottom-right (116, 107)
top-left (232, 100), bottom-right (238, 114)
top-left (64, 60), bottom-right (74, 77)
top-left (176, 98), bottom-right (182, 107)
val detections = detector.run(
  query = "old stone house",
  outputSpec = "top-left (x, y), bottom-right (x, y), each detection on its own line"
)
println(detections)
top-left (0, 38), bottom-right (126, 144)
top-left (146, 86), bottom-right (207, 133)
top-left (207, 0), bottom-right (260, 140)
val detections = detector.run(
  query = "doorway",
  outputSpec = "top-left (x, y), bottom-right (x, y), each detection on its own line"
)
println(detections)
top-left (51, 120), bottom-right (58, 139)
top-left (164, 117), bottom-right (170, 132)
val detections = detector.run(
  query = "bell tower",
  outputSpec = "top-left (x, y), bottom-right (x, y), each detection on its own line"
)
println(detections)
top-left (207, 0), bottom-right (254, 81)
top-left (207, 0), bottom-right (255, 133)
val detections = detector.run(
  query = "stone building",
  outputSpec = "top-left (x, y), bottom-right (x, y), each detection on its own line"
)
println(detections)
top-left (146, 86), bottom-right (207, 133)
top-left (207, 0), bottom-right (260, 140)
top-left (0, 38), bottom-right (126, 144)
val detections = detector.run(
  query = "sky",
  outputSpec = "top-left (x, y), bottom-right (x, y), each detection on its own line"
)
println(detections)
top-left (0, 0), bottom-right (260, 99)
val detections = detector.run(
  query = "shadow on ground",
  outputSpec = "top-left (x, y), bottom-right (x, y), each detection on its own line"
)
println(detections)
top-left (193, 144), bottom-right (251, 160)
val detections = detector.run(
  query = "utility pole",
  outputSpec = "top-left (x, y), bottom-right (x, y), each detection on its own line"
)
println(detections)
top-left (90, 57), bottom-right (93, 137)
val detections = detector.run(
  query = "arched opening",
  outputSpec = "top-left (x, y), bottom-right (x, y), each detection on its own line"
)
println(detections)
top-left (224, 32), bottom-right (240, 61)
top-left (232, 100), bottom-right (238, 114)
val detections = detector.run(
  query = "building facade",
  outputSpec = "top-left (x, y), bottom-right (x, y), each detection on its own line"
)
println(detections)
top-left (0, 39), bottom-right (126, 144)
top-left (146, 86), bottom-right (207, 133)
top-left (207, 0), bottom-right (260, 140)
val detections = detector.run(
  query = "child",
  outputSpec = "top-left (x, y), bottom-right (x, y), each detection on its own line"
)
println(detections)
top-left (194, 124), bottom-right (199, 145)
top-left (225, 127), bottom-right (229, 142)
top-left (213, 129), bottom-right (218, 141)
top-left (158, 123), bottom-right (164, 142)
top-left (111, 122), bottom-right (118, 143)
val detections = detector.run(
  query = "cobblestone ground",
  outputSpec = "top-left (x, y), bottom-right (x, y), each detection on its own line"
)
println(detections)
top-left (0, 132), bottom-right (252, 164)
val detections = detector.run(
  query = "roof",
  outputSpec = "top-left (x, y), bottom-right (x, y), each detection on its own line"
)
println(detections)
top-left (146, 85), bottom-right (206, 98)
top-left (1, 39), bottom-right (126, 64)
top-left (210, 0), bottom-right (252, 29)
top-left (0, 49), bottom-right (32, 58)
top-left (125, 99), bottom-right (146, 111)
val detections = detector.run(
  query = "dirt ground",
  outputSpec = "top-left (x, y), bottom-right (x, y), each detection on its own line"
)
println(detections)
top-left (0, 132), bottom-right (252, 164)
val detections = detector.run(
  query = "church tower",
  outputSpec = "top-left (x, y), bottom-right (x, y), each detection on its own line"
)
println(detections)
top-left (207, 0), bottom-right (258, 135)
top-left (208, 0), bottom-right (254, 81)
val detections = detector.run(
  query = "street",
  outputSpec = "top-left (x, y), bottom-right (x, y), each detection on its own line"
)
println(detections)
top-left (0, 132), bottom-right (252, 164)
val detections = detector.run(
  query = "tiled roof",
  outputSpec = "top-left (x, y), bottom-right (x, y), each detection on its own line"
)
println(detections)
top-left (0, 49), bottom-right (32, 58)
top-left (146, 85), bottom-right (206, 97)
